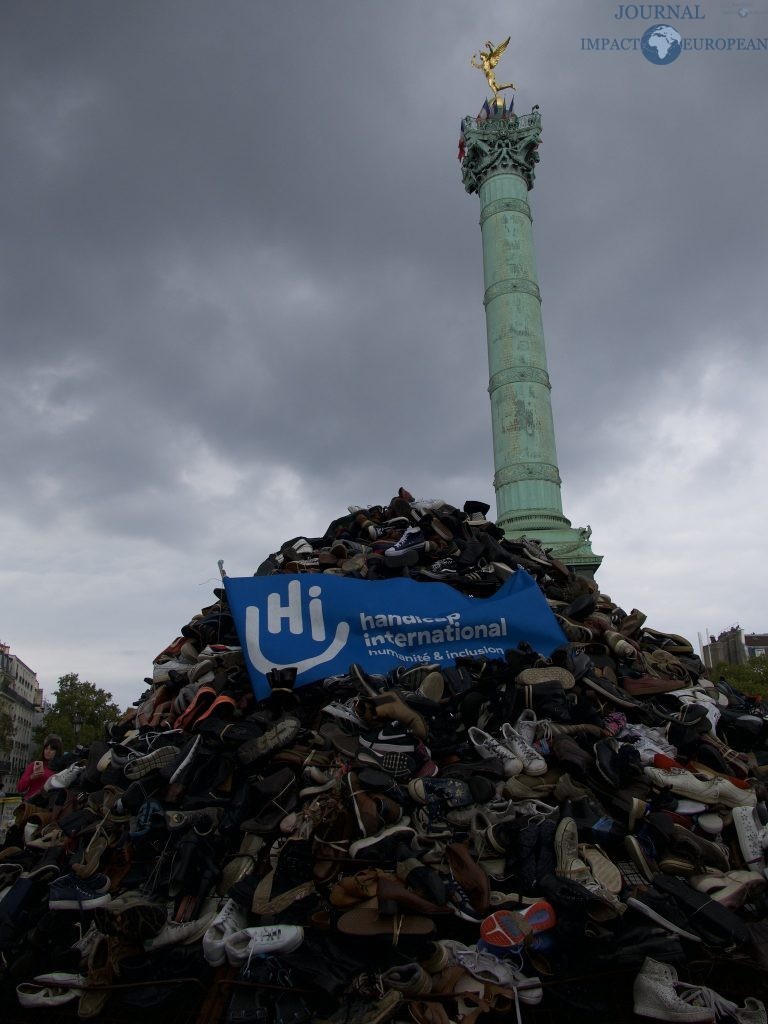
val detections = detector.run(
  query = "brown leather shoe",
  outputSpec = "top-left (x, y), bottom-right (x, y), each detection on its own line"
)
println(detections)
top-left (330, 868), bottom-right (382, 907)
top-left (376, 874), bottom-right (447, 916)
top-left (445, 842), bottom-right (490, 914)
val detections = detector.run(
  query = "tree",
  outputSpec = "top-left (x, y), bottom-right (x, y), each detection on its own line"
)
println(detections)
top-left (0, 702), bottom-right (13, 764)
top-left (34, 673), bottom-right (121, 751)
top-left (712, 656), bottom-right (768, 700)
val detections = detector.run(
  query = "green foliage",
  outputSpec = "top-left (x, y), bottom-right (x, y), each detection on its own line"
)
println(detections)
top-left (712, 656), bottom-right (768, 700)
top-left (0, 703), bottom-right (13, 756)
top-left (33, 673), bottom-right (121, 751)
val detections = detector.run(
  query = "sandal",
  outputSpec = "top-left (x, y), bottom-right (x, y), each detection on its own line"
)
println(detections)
top-left (335, 907), bottom-right (435, 942)
top-left (409, 1000), bottom-right (455, 1024)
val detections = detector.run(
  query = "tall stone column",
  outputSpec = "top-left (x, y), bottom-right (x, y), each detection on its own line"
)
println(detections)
top-left (461, 104), bottom-right (601, 576)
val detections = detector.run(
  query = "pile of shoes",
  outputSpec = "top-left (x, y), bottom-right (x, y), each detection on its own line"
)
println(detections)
top-left (2, 488), bottom-right (768, 1023)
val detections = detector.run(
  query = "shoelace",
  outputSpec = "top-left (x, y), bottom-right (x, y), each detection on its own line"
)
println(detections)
top-left (350, 971), bottom-right (385, 999)
top-left (218, 899), bottom-right (241, 930)
top-left (535, 718), bottom-right (556, 743)
top-left (673, 981), bottom-right (740, 1017)
top-left (392, 528), bottom-right (422, 550)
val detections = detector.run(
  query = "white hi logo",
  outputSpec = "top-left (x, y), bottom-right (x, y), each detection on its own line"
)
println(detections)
top-left (245, 579), bottom-right (350, 675)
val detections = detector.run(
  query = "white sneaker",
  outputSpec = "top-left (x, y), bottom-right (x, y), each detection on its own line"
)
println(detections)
top-left (709, 777), bottom-right (757, 809)
top-left (446, 799), bottom-right (514, 828)
top-left (633, 957), bottom-right (712, 1022)
top-left (501, 723), bottom-right (547, 776)
top-left (732, 806), bottom-right (768, 873)
top-left (202, 898), bottom-right (248, 966)
top-left (621, 724), bottom-right (677, 765)
top-left (147, 903), bottom-right (218, 950)
top-left (468, 727), bottom-right (522, 777)
top-left (643, 766), bottom-right (757, 808)
top-left (409, 498), bottom-right (446, 517)
top-left (44, 764), bottom-right (84, 791)
top-left (515, 709), bottom-right (538, 747)
top-left (454, 947), bottom-right (543, 1003)
top-left (17, 979), bottom-right (84, 1009)
top-left (224, 924), bottom-right (304, 964)
top-left (672, 985), bottom-right (766, 1024)
top-left (322, 699), bottom-right (366, 728)
top-left (513, 798), bottom-right (559, 820)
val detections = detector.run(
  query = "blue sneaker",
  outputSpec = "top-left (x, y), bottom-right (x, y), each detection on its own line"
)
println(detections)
top-left (384, 527), bottom-right (427, 565)
top-left (49, 875), bottom-right (112, 910)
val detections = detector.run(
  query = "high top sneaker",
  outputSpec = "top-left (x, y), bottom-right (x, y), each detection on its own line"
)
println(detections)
top-left (562, 796), bottom-right (625, 846)
top-left (516, 821), bottom-right (541, 894)
top-left (536, 819), bottom-right (558, 883)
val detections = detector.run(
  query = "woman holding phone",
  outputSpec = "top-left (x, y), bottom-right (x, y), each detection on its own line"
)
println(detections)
top-left (17, 734), bottom-right (63, 799)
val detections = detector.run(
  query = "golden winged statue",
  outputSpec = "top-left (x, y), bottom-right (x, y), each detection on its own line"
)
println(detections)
top-left (471, 37), bottom-right (516, 98)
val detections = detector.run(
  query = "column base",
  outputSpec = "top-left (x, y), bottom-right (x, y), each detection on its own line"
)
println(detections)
top-left (497, 511), bottom-right (603, 579)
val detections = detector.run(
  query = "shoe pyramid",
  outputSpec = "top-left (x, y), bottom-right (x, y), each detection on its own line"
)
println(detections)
top-left (2, 488), bottom-right (767, 1021)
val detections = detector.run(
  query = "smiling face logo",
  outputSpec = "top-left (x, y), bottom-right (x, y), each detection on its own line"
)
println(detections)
top-left (244, 579), bottom-right (350, 675)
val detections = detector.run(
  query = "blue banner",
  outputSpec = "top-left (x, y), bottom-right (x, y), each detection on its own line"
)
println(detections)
top-left (224, 571), bottom-right (566, 701)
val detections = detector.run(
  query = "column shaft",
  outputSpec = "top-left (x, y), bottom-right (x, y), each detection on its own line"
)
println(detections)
top-left (479, 171), bottom-right (570, 533)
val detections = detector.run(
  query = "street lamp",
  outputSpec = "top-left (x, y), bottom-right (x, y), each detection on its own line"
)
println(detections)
top-left (72, 711), bottom-right (84, 744)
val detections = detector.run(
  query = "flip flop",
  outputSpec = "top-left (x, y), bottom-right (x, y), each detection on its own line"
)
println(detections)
top-left (409, 1002), bottom-right (454, 1024)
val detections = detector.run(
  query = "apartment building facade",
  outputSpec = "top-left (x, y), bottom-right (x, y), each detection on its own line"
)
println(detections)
top-left (0, 643), bottom-right (43, 784)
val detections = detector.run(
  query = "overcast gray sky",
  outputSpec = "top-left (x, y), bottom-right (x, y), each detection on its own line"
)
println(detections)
top-left (1, 0), bottom-right (766, 712)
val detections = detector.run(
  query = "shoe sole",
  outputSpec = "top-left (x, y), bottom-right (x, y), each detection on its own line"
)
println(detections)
top-left (49, 894), bottom-right (112, 910)
top-left (580, 676), bottom-right (641, 709)
top-left (628, 797), bottom-right (648, 832)
top-left (624, 836), bottom-right (655, 883)
top-left (202, 943), bottom-right (227, 967)
top-left (123, 747), bottom-right (181, 780)
top-left (225, 928), bottom-right (304, 964)
top-left (356, 749), bottom-right (415, 779)
top-left (169, 735), bottom-right (202, 784)
top-left (625, 895), bottom-right (702, 942)
top-left (237, 719), bottom-right (301, 765)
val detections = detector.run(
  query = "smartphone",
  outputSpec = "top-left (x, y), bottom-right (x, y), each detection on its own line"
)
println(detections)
top-left (34, 761), bottom-right (44, 771)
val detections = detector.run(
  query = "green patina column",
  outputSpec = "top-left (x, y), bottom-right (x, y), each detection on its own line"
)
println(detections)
top-left (461, 103), bottom-right (602, 576)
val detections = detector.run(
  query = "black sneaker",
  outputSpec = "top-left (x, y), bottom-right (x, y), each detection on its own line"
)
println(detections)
top-left (456, 564), bottom-right (499, 589)
top-left (593, 738), bottom-right (643, 788)
top-left (420, 558), bottom-right (460, 581)
top-left (625, 885), bottom-right (702, 942)
top-left (358, 722), bottom-right (418, 756)
top-left (363, 517), bottom-right (410, 540)
top-left (195, 719), bottom-right (265, 747)
top-left (349, 824), bottom-right (417, 861)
